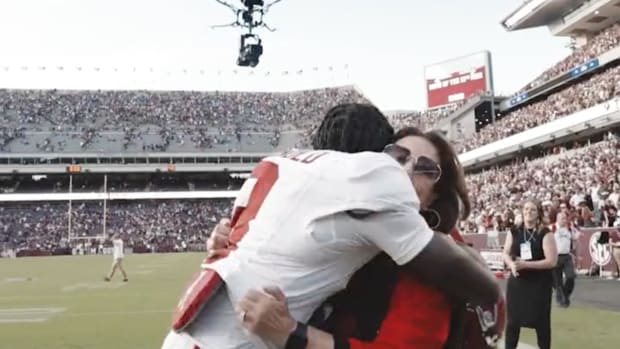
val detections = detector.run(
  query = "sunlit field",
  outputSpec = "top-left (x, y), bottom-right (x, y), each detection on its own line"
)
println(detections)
top-left (0, 254), bottom-right (618, 349)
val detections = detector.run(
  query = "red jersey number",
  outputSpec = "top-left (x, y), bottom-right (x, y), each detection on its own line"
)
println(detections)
top-left (229, 152), bottom-right (328, 243)
top-left (229, 161), bottom-right (279, 244)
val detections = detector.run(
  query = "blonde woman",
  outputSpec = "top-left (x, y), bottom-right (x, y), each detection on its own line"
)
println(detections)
top-left (502, 199), bottom-right (558, 349)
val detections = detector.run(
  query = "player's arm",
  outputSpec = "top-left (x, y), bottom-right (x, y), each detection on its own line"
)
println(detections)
top-left (352, 209), bottom-right (500, 306)
top-left (403, 232), bottom-right (500, 305)
top-left (341, 155), bottom-right (499, 305)
top-left (237, 286), bottom-right (450, 349)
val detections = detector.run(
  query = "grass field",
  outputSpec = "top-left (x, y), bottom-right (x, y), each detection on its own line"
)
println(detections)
top-left (1, 253), bottom-right (619, 349)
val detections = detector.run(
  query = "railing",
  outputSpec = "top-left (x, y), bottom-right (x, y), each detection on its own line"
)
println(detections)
top-left (468, 227), bottom-right (620, 275)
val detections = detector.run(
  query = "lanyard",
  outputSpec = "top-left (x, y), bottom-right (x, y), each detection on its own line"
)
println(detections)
top-left (523, 228), bottom-right (536, 243)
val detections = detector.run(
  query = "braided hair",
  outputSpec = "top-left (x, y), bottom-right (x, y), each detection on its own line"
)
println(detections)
top-left (311, 103), bottom-right (394, 153)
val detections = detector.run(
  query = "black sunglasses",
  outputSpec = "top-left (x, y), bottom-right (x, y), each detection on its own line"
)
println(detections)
top-left (383, 143), bottom-right (442, 183)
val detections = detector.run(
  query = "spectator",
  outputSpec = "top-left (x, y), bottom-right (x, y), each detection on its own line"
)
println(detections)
top-left (0, 199), bottom-right (232, 253)
top-left (465, 138), bottom-right (620, 233)
top-left (502, 199), bottom-right (558, 349)
top-left (517, 23), bottom-right (620, 93)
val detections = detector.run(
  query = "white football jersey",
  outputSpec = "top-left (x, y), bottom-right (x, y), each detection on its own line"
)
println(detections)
top-left (187, 150), bottom-right (434, 349)
top-left (112, 238), bottom-right (124, 260)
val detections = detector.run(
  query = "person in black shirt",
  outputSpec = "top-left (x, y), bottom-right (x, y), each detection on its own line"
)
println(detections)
top-left (502, 199), bottom-right (558, 349)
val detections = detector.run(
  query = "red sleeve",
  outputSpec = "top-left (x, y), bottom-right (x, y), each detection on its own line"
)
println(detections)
top-left (450, 228), bottom-right (465, 243)
top-left (347, 274), bottom-right (451, 349)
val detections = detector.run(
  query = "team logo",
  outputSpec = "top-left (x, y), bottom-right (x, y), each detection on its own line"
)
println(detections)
top-left (589, 232), bottom-right (612, 266)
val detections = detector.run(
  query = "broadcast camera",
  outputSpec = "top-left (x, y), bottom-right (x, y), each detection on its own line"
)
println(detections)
top-left (237, 34), bottom-right (263, 67)
top-left (211, 0), bottom-right (282, 67)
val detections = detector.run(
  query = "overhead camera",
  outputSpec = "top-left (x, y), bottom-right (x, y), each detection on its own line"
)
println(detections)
top-left (211, 0), bottom-right (282, 67)
top-left (237, 34), bottom-right (263, 67)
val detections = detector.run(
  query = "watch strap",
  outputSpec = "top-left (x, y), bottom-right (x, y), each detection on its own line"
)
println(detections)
top-left (284, 321), bottom-right (308, 349)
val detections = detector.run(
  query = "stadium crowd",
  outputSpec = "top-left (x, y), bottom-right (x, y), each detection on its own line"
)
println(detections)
top-left (456, 64), bottom-right (620, 152)
top-left (0, 199), bottom-right (232, 253)
top-left (463, 136), bottom-right (620, 234)
top-left (2, 135), bottom-right (619, 253)
top-left (2, 60), bottom-right (619, 155)
top-left (387, 104), bottom-right (458, 131)
top-left (0, 87), bottom-right (370, 152)
top-left (519, 22), bottom-right (620, 92)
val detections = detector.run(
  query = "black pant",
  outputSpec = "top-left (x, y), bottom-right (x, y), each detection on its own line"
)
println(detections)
top-left (553, 254), bottom-right (576, 305)
top-left (504, 322), bottom-right (551, 349)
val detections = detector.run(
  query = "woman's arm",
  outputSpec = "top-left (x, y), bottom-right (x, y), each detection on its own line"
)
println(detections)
top-left (503, 230), bottom-right (520, 277)
top-left (305, 327), bottom-right (335, 349)
top-left (515, 231), bottom-right (558, 270)
top-left (502, 230), bottom-right (514, 267)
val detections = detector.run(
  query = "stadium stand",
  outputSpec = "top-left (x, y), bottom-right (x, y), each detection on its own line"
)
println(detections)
top-left (0, 199), bottom-right (232, 254)
top-left (386, 101), bottom-right (462, 131)
top-left (0, 173), bottom-right (243, 193)
top-left (456, 63), bottom-right (620, 153)
top-left (463, 135), bottom-right (620, 234)
top-left (518, 22), bottom-right (620, 93)
top-left (0, 86), bottom-right (370, 153)
top-left (3, 60), bottom-right (619, 157)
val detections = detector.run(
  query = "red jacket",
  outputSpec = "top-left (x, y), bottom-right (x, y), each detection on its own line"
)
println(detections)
top-left (332, 229), bottom-right (462, 349)
top-left (337, 228), bottom-right (504, 349)
top-left (346, 273), bottom-right (452, 349)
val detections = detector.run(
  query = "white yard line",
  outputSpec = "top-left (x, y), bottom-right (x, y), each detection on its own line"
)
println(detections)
top-left (1, 277), bottom-right (34, 283)
top-left (0, 293), bottom-right (161, 301)
top-left (136, 264), bottom-right (168, 269)
top-left (0, 307), bottom-right (65, 313)
top-left (132, 270), bottom-right (154, 275)
top-left (0, 307), bottom-right (170, 322)
top-left (62, 282), bottom-right (127, 292)
top-left (61, 309), bottom-right (172, 318)
top-left (0, 307), bottom-right (66, 324)
top-left (0, 318), bottom-right (49, 323)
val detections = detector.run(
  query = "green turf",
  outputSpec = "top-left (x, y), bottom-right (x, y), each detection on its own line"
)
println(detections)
top-left (1, 254), bottom-right (619, 349)
top-left (518, 304), bottom-right (620, 349)
top-left (0, 253), bottom-right (203, 349)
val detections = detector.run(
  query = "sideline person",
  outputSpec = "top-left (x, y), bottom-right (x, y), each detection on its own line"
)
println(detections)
top-left (503, 199), bottom-right (558, 349)
top-left (551, 212), bottom-right (577, 307)
top-left (104, 233), bottom-right (128, 282)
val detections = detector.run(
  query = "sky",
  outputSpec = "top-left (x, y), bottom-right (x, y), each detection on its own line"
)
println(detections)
top-left (0, 0), bottom-right (571, 110)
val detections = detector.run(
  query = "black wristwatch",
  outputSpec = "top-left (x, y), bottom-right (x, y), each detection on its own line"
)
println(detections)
top-left (284, 321), bottom-right (308, 349)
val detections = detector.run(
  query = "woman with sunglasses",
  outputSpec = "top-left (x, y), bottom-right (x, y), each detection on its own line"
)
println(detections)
top-left (223, 127), bottom-right (504, 349)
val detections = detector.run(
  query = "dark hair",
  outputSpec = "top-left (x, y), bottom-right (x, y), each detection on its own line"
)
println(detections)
top-left (393, 127), bottom-right (471, 233)
top-left (522, 198), bottom-right (545, 230)
top-left (311, 103), bottom-right (394, 153)
top-left (423, 193), bottom-right (460, 235)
